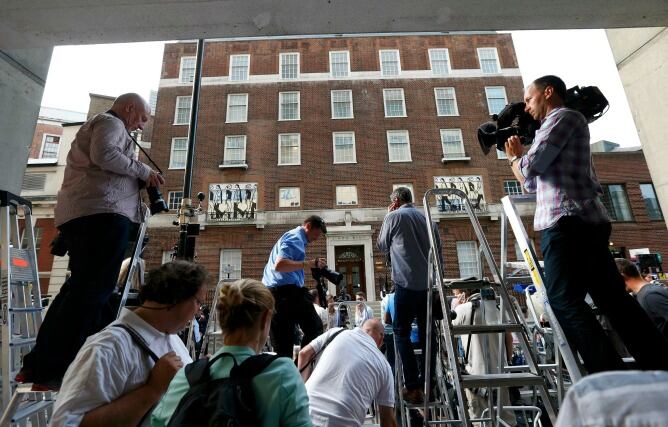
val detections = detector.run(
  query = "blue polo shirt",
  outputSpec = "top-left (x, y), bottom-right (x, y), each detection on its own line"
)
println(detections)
top-left (262, 226), bottom-right (308, 288)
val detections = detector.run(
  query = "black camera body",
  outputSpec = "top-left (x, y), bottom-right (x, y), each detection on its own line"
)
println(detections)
top-left (477, 85), bottom-right (609, 155)
top-left (140, 181), bottom-right (169, 215)
top-left (311, 267), bottom-right (343, 286)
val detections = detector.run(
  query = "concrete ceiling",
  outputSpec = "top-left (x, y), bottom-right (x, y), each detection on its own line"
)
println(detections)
top-left (2, 0), bottom-right (667, 49)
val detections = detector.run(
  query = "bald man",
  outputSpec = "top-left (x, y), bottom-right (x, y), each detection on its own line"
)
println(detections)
top-left (299, 319), bottom-right (397, 427)
top-left (18, 93), bottom-right (165, 388)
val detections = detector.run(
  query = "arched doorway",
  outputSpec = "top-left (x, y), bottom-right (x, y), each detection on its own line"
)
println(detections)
top-left (335, 245), bottom-right (366, 299)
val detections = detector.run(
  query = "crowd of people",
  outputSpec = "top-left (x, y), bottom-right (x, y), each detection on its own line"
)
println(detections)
top-left (21, 75), bottom-right (668, 426)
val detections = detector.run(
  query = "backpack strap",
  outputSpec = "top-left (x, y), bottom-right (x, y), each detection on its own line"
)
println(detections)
top-left (184, 352), bottom-right (238, 387)
top-left (112, 324), bottom-right (159, 362)
top-left (232, 353), bottom-right (280, 380)
top-left (299, 327), bottom-right (345, 373)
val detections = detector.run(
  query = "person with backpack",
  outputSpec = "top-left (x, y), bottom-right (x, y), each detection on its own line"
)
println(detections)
top-left (151, 278), bottom-right (312, 427)
top-left (50, 261), bottom-right (206, 427)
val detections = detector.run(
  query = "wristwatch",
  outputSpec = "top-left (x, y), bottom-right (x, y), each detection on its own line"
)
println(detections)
top-left (509, 155), bottom-right (520, 166)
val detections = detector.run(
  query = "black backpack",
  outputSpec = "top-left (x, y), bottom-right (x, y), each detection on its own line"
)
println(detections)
top-left (166, 352), bottom-right (279, 427)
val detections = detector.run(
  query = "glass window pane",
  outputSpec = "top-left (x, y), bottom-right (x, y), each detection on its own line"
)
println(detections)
top-left (387, 131), bottom-right (410, 162)
top-left (332, 90), bottom-right (353, 118)
top-left (430, 49), bottom-right (450, 75)
top-left (478, 48), bottom-right (500, 73)
top-left (640, 183), bottom-right (663, 220)
top-left (279, 187), bottom-right (301, 207)
top-left (336, 185), bottom-right (358, 205)
top-left (440, 129), bottom-right (465, 158)
top-left (384, 89), bottom-right (405, 117)
top-left (281, 53), bottom-right (299, 79)
top-left (279, 134), bottom-right (300, 165)
top-left (331, 52), bottom-right (349, 77)
top-left (175, 96), bottom-right (192, 124)
top-left (170, 138), bottom-right (188, 169)
top-left (180, 57), bottom-right (196, 83)
top-left (380, 50), bottom-right (400, 76)
top-left (227, 94), bottom-right (248, 122)
top-left (220, 249), bottom-right (242, 280)
top-left (457, 241), bottom-right (480, 278)
top-left (230, 55), bottom-right (249, 81)
top-left (168, 191), bottom-right (183, 210)
top-left (279, 92), bottom-right (299, 120)
top-left (334, 133), bottom-right (355, 163)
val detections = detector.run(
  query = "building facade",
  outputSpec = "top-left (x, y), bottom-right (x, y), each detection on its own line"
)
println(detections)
top-left (143, 33), bottom-right (668, 300)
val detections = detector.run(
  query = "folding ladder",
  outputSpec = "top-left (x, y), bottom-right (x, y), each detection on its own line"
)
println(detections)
top-left (0, 191), bottom-right (54, 426)
top-left (419, 188), bottom-right (557, 426)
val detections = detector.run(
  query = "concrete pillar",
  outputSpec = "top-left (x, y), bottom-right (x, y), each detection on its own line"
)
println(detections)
top-left (0, 47), bottom-right (53, 194)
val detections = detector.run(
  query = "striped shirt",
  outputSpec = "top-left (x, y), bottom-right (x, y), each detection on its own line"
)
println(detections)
top-left (518, 107), bottom-right (609, 231)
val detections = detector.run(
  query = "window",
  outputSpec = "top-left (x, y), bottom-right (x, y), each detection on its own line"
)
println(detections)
top-left (393, 183), bottom-right (415, 200)
top-left (386, 130), bottom-right (412, 162)
top-left (162, 251), bottom-right (173, 264)
top-left (497, 149), bottom-right (508, 160)
top-left (168, 191), bottom-right (183, 210)
top-left (278, 133), bottom-right (301, 165)
top-left (280, 52), bottom-right (299, 79)
top-left (279, 187), bottom-right (301, 207)
top-left (434, 87), bottom-right (458, 116)
top-left (174, 96), bottom-right (191, 125)
top-left (640, 183), bottom-right (663, 220)
top-left (226, 94), bottom-right (248, 123)
top-left (457, 241), bottom-right (480, 278)
top-left (40, 135), bottom-right (60, 159)
top-left (336, 185), bottom-right (358, 205)
top-left (383, 88), bottom-right (406, 117)
top-left (379, 50), bottom-right (400, 76)
top-left (503, 180), bottom-right (523, 196)
top-left (477, 48), bottom-right (501, 74)
top-left (279, 91), bottom-right (300, 120)
top-left (329, 51), bottom-right (350, 77)
top-left (440, 129), bottom-right (466, 159)
top-left (179, 56), bottom-right (196, 83)
top-left (331, 90), bottom-right (353, 119)
top-left (485, 86), bottom-right (508, 115)
top-left (429, 49), bottom-right (451, 75)
top-left (220, 249), bottom-right (242, 280)
top-left (169, 137), bottom-right (188, 169)
top-left (229, 54), bottom-right (250, 81)
top-left (601, 184), bottom-right (634, 221)
top-left (333, 132), bottom-right (356, 164)
top-left (222, 135), bottom-right (247, 167)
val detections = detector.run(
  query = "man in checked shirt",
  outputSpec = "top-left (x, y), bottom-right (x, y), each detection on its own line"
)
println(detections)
top-left (505, 75), bottom-right (668, 373)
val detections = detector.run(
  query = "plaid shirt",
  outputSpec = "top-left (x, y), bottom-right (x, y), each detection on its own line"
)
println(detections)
top-left (519, 107), bottom-right (610, 231)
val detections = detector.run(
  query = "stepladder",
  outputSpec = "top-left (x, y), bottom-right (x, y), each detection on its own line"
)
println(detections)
top-left (412, 188), bottom-right (558, 426)
top-left (0, 191), bottom-right (54, 426)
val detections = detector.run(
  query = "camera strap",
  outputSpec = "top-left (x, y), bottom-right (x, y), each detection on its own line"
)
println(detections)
top-left (105, 109), bottom-right (163, 174)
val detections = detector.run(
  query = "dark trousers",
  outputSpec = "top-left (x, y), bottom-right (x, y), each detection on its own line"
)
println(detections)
top-left (393, 285), bottom-right (436, 390)
top-left (269, 285), bottom-right (323, 358)
top-left (541, 216), bottom-right (668, 373)
top-left (23, 213), bottom-right (131, 382)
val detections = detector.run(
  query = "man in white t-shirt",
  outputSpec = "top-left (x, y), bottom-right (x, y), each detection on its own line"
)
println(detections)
top-left (298, 319), bottom-right (396, 427)
top-left (354, 291), bottom-right (374, 327)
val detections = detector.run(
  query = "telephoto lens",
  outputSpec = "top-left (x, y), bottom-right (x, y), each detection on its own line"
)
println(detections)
top-left (147, 186), bottom-right (169, 215)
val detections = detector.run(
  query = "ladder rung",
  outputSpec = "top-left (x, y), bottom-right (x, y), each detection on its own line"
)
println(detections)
top-left (460, 373), bottom-right (545, 388)
top-left (11, 399), bottom-right (55, 422)
top-left (404, 401), bottom-right (448, 410)
top-left (505, 261), bottom-right (544, 269)
top-left (8, 307), bottom-right (42, 313)
top-left (9, 337), bottom-right (36, 347)
top-left (452, 324), bottom-right (522, 335)
top-left (442, 279), bottom-right (494, 290)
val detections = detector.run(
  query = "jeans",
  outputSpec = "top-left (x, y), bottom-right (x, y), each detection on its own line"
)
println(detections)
top-left (23, 213), bottom-right (132, 382)
top-left (269, 285), bottom-right (323, 358)
top-left (393, 285), bottom-right (436, 390)
top-left (541, 216), bottom-right (668, 373)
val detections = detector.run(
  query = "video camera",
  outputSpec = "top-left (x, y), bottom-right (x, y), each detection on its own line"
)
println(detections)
top-left (477, 85), bottom-right (609, 155)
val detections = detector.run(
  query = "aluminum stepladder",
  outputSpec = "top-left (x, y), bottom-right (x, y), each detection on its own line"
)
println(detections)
top-left (500, 194), bottom-right (583, 392)
top-left (421, 188), bottom-right (557, 426)
top-left (0, 191), bottom-right (54, 427)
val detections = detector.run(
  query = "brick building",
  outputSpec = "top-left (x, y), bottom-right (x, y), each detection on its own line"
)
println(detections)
top-left (143, 33), bottom-right (667, 300)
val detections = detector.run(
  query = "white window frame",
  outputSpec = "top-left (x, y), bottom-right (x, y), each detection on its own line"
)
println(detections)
top-left (386, 130), bottom-right (412, 163)
top-left (222, 135), bottom-right (248, 167)
top-left (477, 47), bottom-right (501, 74)
top-left (278, 133), bottom-right (301, 166)
top-left (434, 87), bottom-right (459, 116)
top-left (173, 96), bottom-right (192, 125)
top-left (497, 149), bottom-right (508, 160)
top-left (440, 129), bottom-right (467, 159)
top-left (336, 185), bottom-right (358, 206)
top-left (331, 89), bottom-right (354, 119)
top-left (169, 137), bottom-right (188, 169)
top-left (226, 93), bottom-right (249, 123)
top-left (329, 51), bottom-right (351, 78)
top-left (279, 52), bottom-right (300, 79)
top-left (229, 54), bottom-right (250, 81)
top-left (456, 241), bottom-right (481, 278)
top-left (428, 48), bottom-right (452, 76)
top-left (168, 191), bottom-right (183, 211)
top-left (332, 132), bottom-right (357, 164)
top-left (219, 249), bottom-right (242, 280)
top-left (278, 91), bottom-right (300, 121)
top-left (279, 187), bottom-right (301, 208)
top-left (485, 86), bottom-right (508, 115)
top-left (383, 88), bottom-right (407, 118)
top-left (178, 56), bottom-right (196, 83)
top-left (39, 134), bottom-right (61, 159)
top-left (162, 251), bottom-right (173, 264)
top-left (503, 180), bottom-right (523, 196)
top-left (379, 49), bottom-right (401, 77)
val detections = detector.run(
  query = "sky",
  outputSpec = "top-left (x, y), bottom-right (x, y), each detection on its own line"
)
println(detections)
top-left (40, 29), bottom-right (640, 147)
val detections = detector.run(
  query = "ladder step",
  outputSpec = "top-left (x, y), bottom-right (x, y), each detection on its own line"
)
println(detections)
top-left (11, 399), bottom-right (55, 422)
top-left (8, 307), bottom-right (42, 313)
top-left (404, 401), bottom-right (449, 410)
top-left (460, 373), bottom-right (545, 388)
top-left (505, 261), bottom-right (544, 269)
top-left (442, 279), bottom-right (494, 290)
top-left (9, 337), bottom-right (37, 347)
top-left (452, 324), bottom-right (523, 335)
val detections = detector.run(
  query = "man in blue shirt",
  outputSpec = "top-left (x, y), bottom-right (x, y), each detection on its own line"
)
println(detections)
top-left (263, 215), bottom-right (327, 357)
top-left (378, 187), bottom-right (442, 404)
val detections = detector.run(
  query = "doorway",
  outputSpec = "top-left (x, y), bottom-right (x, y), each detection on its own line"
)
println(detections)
top-left (335, 245), bottom-right (366, 299)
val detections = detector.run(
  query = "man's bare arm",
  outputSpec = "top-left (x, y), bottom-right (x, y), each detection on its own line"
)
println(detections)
top-left (297, 344), bottom-right (316, 382)
top-left (379, 405), bottom-right (398, 427)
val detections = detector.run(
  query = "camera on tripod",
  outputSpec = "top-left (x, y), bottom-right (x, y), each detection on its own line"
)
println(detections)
top-left (477, 85), bottom-right (609, 155)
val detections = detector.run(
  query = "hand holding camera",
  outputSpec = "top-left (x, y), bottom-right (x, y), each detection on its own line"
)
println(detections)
top-left (146, 169), bottom-right (165, 188)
